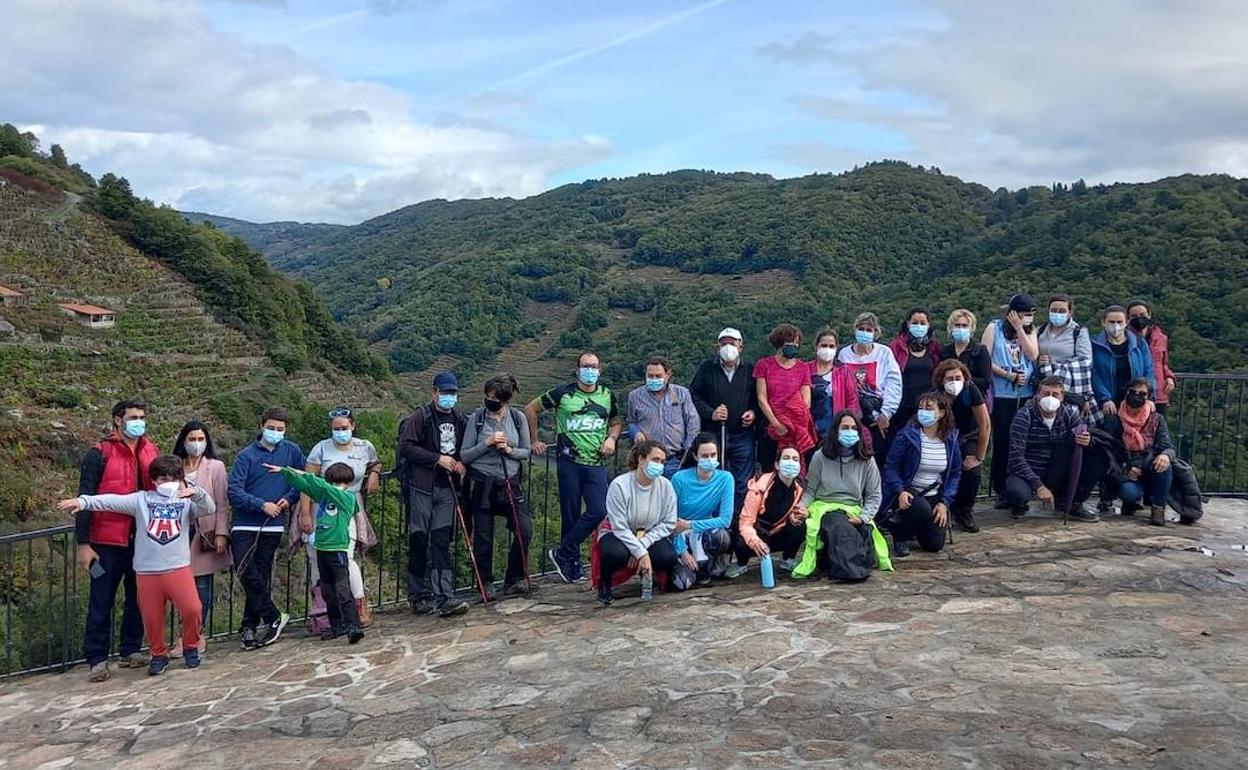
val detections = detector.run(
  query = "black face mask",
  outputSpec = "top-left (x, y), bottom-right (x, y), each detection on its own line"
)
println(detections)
top-left (1125, 391), bottom-right (1148, 408)
top-left (781, 343), bottom-right (799, 359)
top-left (484, 397), bottom-right (503, 413)
top-left (1130, 316), bottom-right (1151, 332)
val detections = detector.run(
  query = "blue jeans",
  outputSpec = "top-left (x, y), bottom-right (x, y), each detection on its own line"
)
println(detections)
top-left (82, 542), bottom-right (144, 666)
top-left (723, 431), bottom-right (756, 511)
top-left (555, 458), bottom-right (609, 563)
top-left (662, 455), bottom-right (683, 478)
top-left (1119, 466), bottom-right (1174, 506)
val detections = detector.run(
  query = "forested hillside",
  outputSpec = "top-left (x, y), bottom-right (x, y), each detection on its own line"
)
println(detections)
top-left (217, 163), bottom-right (1248, 394)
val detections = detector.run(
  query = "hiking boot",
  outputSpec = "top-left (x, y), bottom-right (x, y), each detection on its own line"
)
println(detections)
top-left (480, 584), bottom-right (499, 604)
top-left (723, 563), bottom-right (749, 580)
top-left (596, 583), bottom-right (614, 607)
top-left (549, 548), bottom-right (575, 583)
top-left (184, 649), bottom-right (201, 669)
top-left (87, 662), bottom-right (111, 683)
top-left (1010, 506), bottom-right (1028, 520)
top-left (954, 509), bottom-right (980, 533)
top-left (320, 626), bottom-right (342, 641)
top-left (346, 625), bottom-right (365, 644)
top-left (1149, 505), bottom-right (1168, 527)
top-left (147, 656), bottom-right (170, 676)
top-left (994, 497), bottom-right (1012, 510)
top-left (438, 600), bottom-right (469, 618)
top-left (117, 651), bottom-right (149, 669)
top-left (257, 612), bottom-right (290, 647)
top-left (777, 557), bottom-right (797, 573)
top-left (892, 540), bottom-right (912, 558)
top-left (240, 626), bottom-right (258, 650)
top-left (502, 581), bottom-right (533, 597)
top-left (410, 597), bottom-right (436, 615)
top-left (1068, 506), bottom-right (1100, 523)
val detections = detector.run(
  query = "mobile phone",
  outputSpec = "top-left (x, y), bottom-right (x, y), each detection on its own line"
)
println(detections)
top-left (89, 560), bottom-right (105, 579)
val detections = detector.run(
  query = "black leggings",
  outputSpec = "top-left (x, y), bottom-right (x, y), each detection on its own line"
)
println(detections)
top-left (732, 523), bottom-right (804, 565)
top-left (467, 475), bottom-right (533, 586)
top-left (952, 437), bottom-right (982, 514)
top-left (598, 533), bottom-right (677, 586)
top-left (884, 494), bottom-right (946, 553)
top-left (989, 396), bottom-right (1022, 496)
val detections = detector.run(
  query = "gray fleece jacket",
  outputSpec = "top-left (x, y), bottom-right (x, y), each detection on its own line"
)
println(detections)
top-left (799, 451), bottom-right (883, 522)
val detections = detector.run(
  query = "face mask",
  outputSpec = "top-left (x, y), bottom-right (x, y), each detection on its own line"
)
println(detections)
top-left (777, 459), bottom-right (801, 479)
top-left (909, 323), bottom-right (929, 339)
top-left (837, 429), bottom-right (860, 447)
top-left (1021, 315), bottom-right (1035, 327)
top-left (854, 329), bottom-right (874, 346)
top-left (1125, 391), bottom-right (1148, 408)
top-left (122, 418), bottom-right (146, 439)
top-left (718, 344), bottom-right (740, 363)
top-left (697, 457), bottom-right (720, 473)
top-left (578, 367), bottom-right (600, 386)
top-left (1039, 395), bottom-right (1062, 414)
top-left (944, 380), bottom-right (964, 397)
top-left (1106, 323), bottom-right (1126, 337)
top-left (645, 377), bottom-right (666, 392)
top-left (781, 343), bottom-right (799, 359)
top-left (1130, 316), bottom-right (1151, 331)
top-left (816, 346), bottom-right (836, 363)
top-left (643, 461), bottom-right (664, 480)
top-left (436, 393), bottom-right (458, 410)
top-left (951, 328), bottom-right (971, 344)
top-left (184, 440), bottom-right (207, 457)
top-left (484, 397), bottom-right (503, 413)
top-left (156, 481), bottom-right (180, 498)
top-left (1049, 312), bottom-right (1069, 327)
top-left (331, 428), bottom-right (352, 445)
top-left (916, 409), bottom-right (938, 427)
top-left (262, 428), bottom-right (285, 446)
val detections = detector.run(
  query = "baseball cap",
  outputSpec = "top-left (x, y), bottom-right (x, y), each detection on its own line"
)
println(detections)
top-left (432, 370), bottom-right (459, 392)
top-left (1008, 294), bottom-right (1038, 312)
top-left (717, 327), bottom-right (743, 342)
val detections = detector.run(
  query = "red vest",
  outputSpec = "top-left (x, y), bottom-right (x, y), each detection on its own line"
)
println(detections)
top-left (87, 434), bottom-right (159, 546)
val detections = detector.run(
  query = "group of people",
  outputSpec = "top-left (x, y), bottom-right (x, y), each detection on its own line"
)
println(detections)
top-left (63, 292), bottom-right (1193, 680)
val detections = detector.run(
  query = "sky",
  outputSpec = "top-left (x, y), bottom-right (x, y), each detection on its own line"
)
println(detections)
top-left (4, 0), bottom-right (1248, 224)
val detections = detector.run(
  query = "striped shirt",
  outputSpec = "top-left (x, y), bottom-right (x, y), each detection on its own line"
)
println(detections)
top-left (910, 435), bottom-right (948, 493)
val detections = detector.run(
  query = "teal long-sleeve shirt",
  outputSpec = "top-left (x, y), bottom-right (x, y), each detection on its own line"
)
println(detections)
top-left (670, 468), bottom-right (734, 555)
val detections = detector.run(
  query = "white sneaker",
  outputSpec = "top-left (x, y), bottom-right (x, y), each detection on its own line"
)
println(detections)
top-left (723, 564), bottom-right (748, 580)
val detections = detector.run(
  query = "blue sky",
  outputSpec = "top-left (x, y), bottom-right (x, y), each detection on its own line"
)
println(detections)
top-left (4, 0), bottom-right (1247, 223)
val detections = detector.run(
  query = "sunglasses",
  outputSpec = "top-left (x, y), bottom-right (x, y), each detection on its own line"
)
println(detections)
top-left (328, 407), bottom-right (353, 418)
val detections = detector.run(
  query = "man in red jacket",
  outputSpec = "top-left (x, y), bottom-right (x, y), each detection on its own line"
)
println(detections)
top-left (1127, 299), bottom-right (1178, 413)
top-left (75, 399), bottom-right (159, 682)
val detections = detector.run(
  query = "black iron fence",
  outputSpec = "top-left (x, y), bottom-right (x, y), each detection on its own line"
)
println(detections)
top-left (2, 372), bottom-right (1245, 677)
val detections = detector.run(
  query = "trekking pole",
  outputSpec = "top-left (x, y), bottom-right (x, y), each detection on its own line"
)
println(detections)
top-left (502, 473), bottom-right (534, 593)
top-left (448, 481), bottom-right (491, 605)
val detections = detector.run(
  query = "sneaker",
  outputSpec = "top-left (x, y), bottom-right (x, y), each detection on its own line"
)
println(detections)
top-left (147, 656), bottom-right (170, 676)
top-left (1121, 501), bottom-right (1140, 517)
top-left (1010, 506), bottom-right (1028, 520)
top-left (480, 584), bottom-right (499, 604)
top-left (571, 560), bottom-right (588, 583)
top-left (320, 626), bottom-right (342, 641)
top-left (723, 563), bottom-right (749, 580)
top-left (117, 651), bottom-right (149, 669)
top-left (240, 626), bottom-right (258, 650)
top-left (410, 598), bottom-right (436, 615)
top-left (777, 558), bottom-right (797, 573)
top-left (994, 497), bottom-right (1012, 510)
top-left (169, 640), bottom-right (184, 659)
top-left (184, 649), bottom-right (201, 669)
top-left (694, 564), bottom-right (712, 587)
top-left (548, 548), bottom-right (575, 583)
top-left (438, 600), bottom-right (469, 618)
top-left (502, 581), bottom-right (533, 597)
top-left (893, 540), bottom-right (912, 558)
top-left (87, 662), bottom-right (111, 683)
top-left (257, 612), bottom-right (290, 647)
top-left (346, 625), bottom-right (365, 645)
top-left (954, 510), bottom-right (980, 533)
top-left (1068, 506), bottom-right (1100, 523)
top-left (596, 583), bottom-right (614, 607)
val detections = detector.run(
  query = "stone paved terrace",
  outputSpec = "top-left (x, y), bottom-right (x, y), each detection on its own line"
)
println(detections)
top-left (3, 500), bottom-right (1247, 770)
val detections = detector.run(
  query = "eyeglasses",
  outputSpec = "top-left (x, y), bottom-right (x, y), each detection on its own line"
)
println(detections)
top-left (328, 407), bottom-right (352, 418)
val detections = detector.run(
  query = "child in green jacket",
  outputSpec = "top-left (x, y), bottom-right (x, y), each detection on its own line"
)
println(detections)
top-left (263, 462), bottom-right (363, 643)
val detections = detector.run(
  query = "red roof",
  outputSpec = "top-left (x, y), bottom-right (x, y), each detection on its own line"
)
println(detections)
top-left (58, 302), bottom-right (116, 316)
top-left (0, 285), bottom-right (23, 297)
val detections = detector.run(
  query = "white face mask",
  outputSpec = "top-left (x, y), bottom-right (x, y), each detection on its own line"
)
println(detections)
top-left (156, 481), bottom-right (181, 498)
top-left (718, 344), bottom-right (740, 363)
top-left (184, 440), bottom-right (207, 457)
top-left (816, 346), bottom-right (836, 362)
top-left (944, 380), bottom-right (964, 397)
top-left (1107, 323), bottom-right (1126, 337)
top-left (1039, 395), bottom-right (1062, 414)
top-left (1021, 314), bottom-right (1035, 326)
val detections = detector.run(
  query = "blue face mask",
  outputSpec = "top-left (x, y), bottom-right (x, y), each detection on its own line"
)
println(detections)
top-left (909, 323), bottom-right (930, 339)
top-left (916, 409), bottom-right (938, 427)
top-left (837, 429), bottom-right (860, 447)
top-left (122, 418), bottom-right (146, 439)
top-left (262, 427), bottom-right (285, 446)
top-left (697, 457), bottom-right (720, 473)
top-left (645, 377), bottom-right (666, 392)
top-left (1049, 312), bottom-right (1069, 327)
top-left (643, 461), bottom-right (664, 480)
top-left (777, 458), bottom-right (801, 478)
top-left (331, 428), bottom-right (352, 445)
top-left (436, 393), bottom-right (458, 411)
top-left (854, 329), bottom-right (874, 345)
top-left (578, 367), bottom-right (600, 386)
top-left (951, 328), bottom-right (972, 343)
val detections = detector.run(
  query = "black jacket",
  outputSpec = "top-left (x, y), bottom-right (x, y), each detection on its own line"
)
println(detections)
top-left (399, 403), bottom-right (467, 494)
top-left (689, 357), bottom-right (759, 434)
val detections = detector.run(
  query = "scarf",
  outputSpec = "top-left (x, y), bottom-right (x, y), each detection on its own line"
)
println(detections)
top-left (1118, 399), bottom-right (1157, 452)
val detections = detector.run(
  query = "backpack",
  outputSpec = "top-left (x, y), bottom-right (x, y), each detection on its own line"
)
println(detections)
top-left (394, 405), bottom-right (434, 486)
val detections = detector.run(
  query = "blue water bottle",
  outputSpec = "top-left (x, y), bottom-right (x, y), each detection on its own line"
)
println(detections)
top-left (760, 555), bottom-right (776, 589)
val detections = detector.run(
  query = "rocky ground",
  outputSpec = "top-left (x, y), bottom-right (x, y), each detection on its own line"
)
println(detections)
top-left (2, 500), bottom-right (1247, 770)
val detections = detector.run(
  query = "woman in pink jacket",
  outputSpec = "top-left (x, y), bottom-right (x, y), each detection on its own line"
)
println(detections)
top-left (171, 420), bottom-right (231, 657)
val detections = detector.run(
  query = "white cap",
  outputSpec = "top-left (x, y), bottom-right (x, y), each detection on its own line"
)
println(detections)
top-left (717, 327), bottom-right (743, 341)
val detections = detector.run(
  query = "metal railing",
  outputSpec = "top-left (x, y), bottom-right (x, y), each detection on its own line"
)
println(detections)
top-left (2, 372), bottom-right (1244, 677)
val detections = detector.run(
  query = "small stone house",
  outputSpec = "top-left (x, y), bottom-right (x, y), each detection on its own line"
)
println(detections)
top-left (0, 284), bottom-right (25, 307)
top-left (58, 302), bottom-right (117, 329)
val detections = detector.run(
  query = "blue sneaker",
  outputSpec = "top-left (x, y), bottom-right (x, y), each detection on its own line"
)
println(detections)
top-left (571, 559), bottom-right (587, 583)
top-left (184, 649), bottom-right (201, 669)
top-left (549, 548), bottom-right (575, 583)
top-left (148, 655), bottom-right (170, 676)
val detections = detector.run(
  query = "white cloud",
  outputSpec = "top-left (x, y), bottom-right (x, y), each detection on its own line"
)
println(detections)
top-left (765, 0), bottom-right (1248, 185)
top-left (0, 0), bottom-right (610, 222)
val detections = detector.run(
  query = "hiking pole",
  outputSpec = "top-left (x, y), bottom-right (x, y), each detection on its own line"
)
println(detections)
top-left (448, 481), bottom-right (491, 605)
top-left (502, 474), bottom-right (534, 594)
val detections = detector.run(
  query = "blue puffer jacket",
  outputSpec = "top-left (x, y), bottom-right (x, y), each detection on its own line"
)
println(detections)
top-left (1091, 331), bottom-right (1156, 405)
top-left (882, 423), bottom-right (962, 508)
